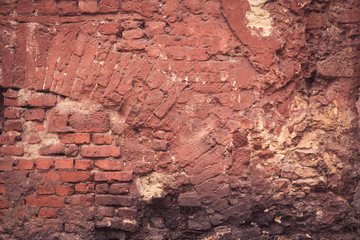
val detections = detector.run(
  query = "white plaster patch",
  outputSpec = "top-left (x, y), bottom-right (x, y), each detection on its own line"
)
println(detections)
top-left (136, 172), bottom-right (176, 202)
top-left (245, 0), bottom-right (273, 37)
top-left (54, 98), bottom-right (103, 114)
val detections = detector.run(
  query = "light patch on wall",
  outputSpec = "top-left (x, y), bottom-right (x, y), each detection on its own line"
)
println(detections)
top-left (54, 98), bottom-right (103, 114)
top-left (245, 0), bottom-right (273, 37)
top-left (136, 172), bottom-right (175, 202)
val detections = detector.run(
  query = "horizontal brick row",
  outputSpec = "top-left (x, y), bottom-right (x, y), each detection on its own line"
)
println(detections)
top-left (0, 0), bottom-right (120, 16)
top-left (48, 110), bottom-right (110, 133)
top-left (0, 159), bottom-right (130, 171)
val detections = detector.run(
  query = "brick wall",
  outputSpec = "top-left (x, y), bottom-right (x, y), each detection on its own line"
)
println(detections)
top-left (0, 0), bottom-right (359, 239)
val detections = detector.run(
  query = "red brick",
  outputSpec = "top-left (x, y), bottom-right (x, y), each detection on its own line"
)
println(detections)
top-left (36, 159), bottom-right (54, 170)
top-left (1, 48), bottom-right (14, 88)
top-left (59, 54), bottom-right (81, 97)
top-left (27, 96), bottom-right (42, 107)
top-left (337, 8), bottom-right (360, 23)
top-left (0, 133), bottom-right (17, 145)
top-left (99, 0), bottom-right (119, 12)
top-left (94, 160), bottom-right (123, 170)
top-left (38, 144), bottom-right (65, 156)
top-left (58, 133), bottom-right (90, 144)
top-left (73, 32), bottom-right (87, 57)
top-left (154, 93), bottom-right (178, 119)
top-left (3, 89), bottom-right (18, 99)
top-left (55, 28), bottom-right (77, 73)
top-left (78, 0), bottom-right (98, 13)
top-left (28, 134), bottom-right (41, 144)
top-left (0, 186), bottom-right (6, 195)
top-left (91, 134), bottom-right (112, 145)
top-left (109, 183), bottom-right (129, 194)
top-left (75, 160), bottom-right (94, 170)
top-left (122, 28), bottom-right (144, 40)
top-left (38, 208), bottom-right (57, 218)
top-left (232, 131), bottom-right (248, 147)
top-left (36, 67), bottom-right (46, 91)
top-left (56, 186), bottom-right (74, 196)
top-left (69, 195), bottom-right (94, 206)
top-left (0, 159), bottom-right (13, 171)
top-left (4, 98), bottom-right (27, 107)
top-left (16, 160), bottom-right (33, 170)
top-left (28, 94), bottom-right (57, 107)
top-left (76, 39), bottom-right (98, 81)
top-left (38, 184), bottom-right (55, 195)
top-left (58, 1), bottom-right (78, 15)
top-left (70, 78), bottom-right (85, 99)
top-left (36, 122), bottom-right (45, 131)
top-left (17, 209), bottom-right (25, 220)
top-left (47, 111), bottom-right (71, 133)
top-left (99, 23), bottom-right (119, 35)
top-left (25, 196), bottom-right (65, 207)
top-left (68, 111), bottom-right (110, 132)
top-left (116, 39), bottom-right (148, 51)
top-left (55, 159), bottom-right (74, 169)
top-left (178, 193), bottom-right (201, 207)
top-left (0, 146), bottom-right (24, 156)
top-left (4, 108), bottom-right (21, 119)
top-left (117, 208), bottom-right (138, 218)
top-left (97, 52), bottom-right (119, 87)
top-left (42, 94), bottom-right (57, 107)
top-left (0, 198), bottom-right (9, 209)
top-left (152, 139), bottom-right (168, 151)
top-left (16, 1), bottom-right (35, 14)
top-left (133, 162), bottom-right (154, 174)
top-left (82, 146), bottom-right (120, 158)
top-left (60, 172), bottom-right (93, 182)
top-left (95, 206), bottom-right (114, 219)
top-left (64, 144), bottom-right (79, 157)
top-left (35, 0), bottom-right (57, 14)
top-left (95, 183), bottom-right (108, 194)
top-left (24, 109), bottom-right (45, 121)
top-left (94, 171), bottom-right (132, 182)
top-left (4, 121), bottom-right (22, 132)
top-left (165, 46), bottom-right (186, 60)
top-left (42, 171), bottom-right (60, 182)
top-left (75, 183), bottom-right (94, 193)
top-left (188, 48), bottom-right (209, 61)
top-left (95, 195), bottom-right (133, 206)
top-left (147, 21), bottom-right (166, 35)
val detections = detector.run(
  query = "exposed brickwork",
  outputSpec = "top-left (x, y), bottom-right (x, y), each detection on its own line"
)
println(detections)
top-left (0, 0), bottom-right (359, 239)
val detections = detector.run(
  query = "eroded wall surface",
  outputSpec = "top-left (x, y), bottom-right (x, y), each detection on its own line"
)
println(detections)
top-left (0, 0), bottom-right (359, 239)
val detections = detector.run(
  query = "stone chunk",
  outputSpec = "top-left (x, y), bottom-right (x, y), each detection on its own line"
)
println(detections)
top-left (232, 131), bottom-right (248, 147)
top-left (188, 218), bottom-right (211, 231)
top-left (317, 55), bottom-right (359, 77)
top-left (178, 193), bottom-right (201, 207)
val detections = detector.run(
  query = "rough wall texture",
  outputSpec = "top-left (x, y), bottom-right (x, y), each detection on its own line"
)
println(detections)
top-left (0, 0), bottom-right (360, 239)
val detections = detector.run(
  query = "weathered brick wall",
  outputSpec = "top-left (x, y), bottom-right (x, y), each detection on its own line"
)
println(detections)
top-left (0, 0), bottom-right (359, 239)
